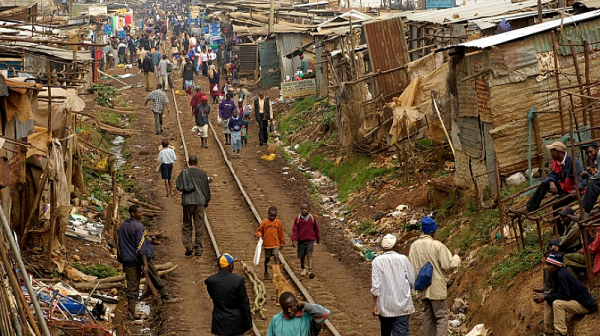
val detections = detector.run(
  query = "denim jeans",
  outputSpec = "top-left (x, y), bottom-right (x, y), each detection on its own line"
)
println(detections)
top-left (379, 314), bottom-right (409, 336)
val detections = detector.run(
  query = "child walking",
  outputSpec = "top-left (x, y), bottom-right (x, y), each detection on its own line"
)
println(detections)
top-left (291, 202), bottom-right (320, 279)
top-left (255, 206), bottom-right (285, 280)
top-left (157, 139), bottom-right (176, 197)
top-left (241, 112), bottom-right (249, 146)
top-left (228, 108), bottom-right (243, 156)
top-left (194, 96), bottom-right (210, 148)
top-left (239, 98), bottom-right (249, 146)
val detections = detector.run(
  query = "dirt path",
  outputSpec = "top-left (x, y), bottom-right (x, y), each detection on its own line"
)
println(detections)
top-left (117, 66), bottom-right (405, 335)
top-left (165, 71), bottom-right (383, 334)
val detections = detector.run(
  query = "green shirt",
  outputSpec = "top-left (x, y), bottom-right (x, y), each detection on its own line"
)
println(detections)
top-left (266, 303), bottom-right (330, 336)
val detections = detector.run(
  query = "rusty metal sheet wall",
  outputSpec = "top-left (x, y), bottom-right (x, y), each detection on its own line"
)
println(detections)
top-left (364, 17), bottom-right (410, 101)
top-left (238, 43), bottom-right (258, 75)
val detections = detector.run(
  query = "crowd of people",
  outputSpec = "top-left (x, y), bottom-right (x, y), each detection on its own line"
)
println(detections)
top-left (115, 2), bottom-right (600, 336)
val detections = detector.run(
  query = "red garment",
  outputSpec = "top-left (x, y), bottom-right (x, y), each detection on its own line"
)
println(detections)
top-left (291, 214), bottom-right (320, 243)
top-left (210, 83), bottom-right (220, 98)
top-left (588, 230), bottom-right (600, 275)
top-left (551, 160), bottom-right (575, 194)
top-left (190, 91), bottom-right (207, 111)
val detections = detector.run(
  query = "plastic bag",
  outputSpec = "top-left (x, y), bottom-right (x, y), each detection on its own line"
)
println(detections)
top-left (217, 115), bottom-right (223, 125)
top-left (253, 238), bottom-right (263, 265)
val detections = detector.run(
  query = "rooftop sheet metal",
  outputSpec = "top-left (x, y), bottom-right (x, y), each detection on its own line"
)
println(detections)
top-left (453, 9), bottom-right (600, 49)
top-left (403, 0), bottom-right (547, 24)
top-left (0, 41), bottom-right (93, 61)
top-left (470, 8), bottom-right (557, 30)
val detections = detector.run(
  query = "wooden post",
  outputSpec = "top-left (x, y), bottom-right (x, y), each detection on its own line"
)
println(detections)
top-left (551, 32), bottom-right (566, 134)
top-left (517, 217), bottom-right (526, 249)
top-left (568, 41), bottom-right (588, 126)
top-left (0, 239), bottom-right (41, 336)
top-left (584, 41), bottom-right (596, 136)
top-left (537, 0), bottom-right (543, 23)
top-left (349, 16), bottom-right (358, 79)
top-left (567, 92), bottom-right (593, 284)
top-left (532, 113), bottom-right (545, 173)
top-left (535, 219), bottom-right (544, 255)
top-left (495, 157), bottom-right (505, 241)
top-left (45, 61), bottom-right (56, 270)
top-left (268, 0), bottom-right (275, 35)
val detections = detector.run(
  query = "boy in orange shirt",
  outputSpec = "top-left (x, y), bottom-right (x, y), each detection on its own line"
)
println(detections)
top-left (256, 206), bottom-right (285, 280)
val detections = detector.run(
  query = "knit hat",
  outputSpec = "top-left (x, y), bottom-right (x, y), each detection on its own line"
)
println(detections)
top-left (421, 217), bottom-right (437, 234)
top-left (218, 253), bottom-right (236, 268)
top-left (381, 234), bottom-right (397, 250)
top-left (558, 207), bottom-right (575, 217)
top-left (546, 253), bottom-right (564, 267)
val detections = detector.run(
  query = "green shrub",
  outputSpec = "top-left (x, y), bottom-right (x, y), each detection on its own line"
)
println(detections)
top-left (490, 245), bottom-right (542, 286)
top-left (72, 262), bottom-right (120, 279)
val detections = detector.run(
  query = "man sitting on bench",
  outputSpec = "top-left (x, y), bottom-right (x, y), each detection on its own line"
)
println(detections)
top-left (518, 142), bottom-right (585, 229)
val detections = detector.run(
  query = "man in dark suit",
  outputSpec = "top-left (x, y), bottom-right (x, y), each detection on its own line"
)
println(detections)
top-left (253, 91), bottom-right (271, 146)
top-left (205, 253), bottom-right (253, 336)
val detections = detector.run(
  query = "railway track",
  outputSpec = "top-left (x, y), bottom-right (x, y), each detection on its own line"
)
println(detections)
top-left (169, 87), bottom-right (344, 336)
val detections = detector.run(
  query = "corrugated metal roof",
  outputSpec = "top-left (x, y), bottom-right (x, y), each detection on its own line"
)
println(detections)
top-left (470, 9), bottom-right (556, 30)
top-left (450, 9), bottom-right (600, 49)
top-left (0, 41), bottom-right (93, 61)
top-left (317, 10), bottom-right (372, 28)
top-left (403, 0), bottom-right (548, 24)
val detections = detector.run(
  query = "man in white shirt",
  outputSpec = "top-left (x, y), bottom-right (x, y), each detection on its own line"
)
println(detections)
top-left (158, 55), bottom-right (173, 90)
top-left (189, 36), bottom-right (197, 47)
top-left (372, 234), bottom-right (414, 336)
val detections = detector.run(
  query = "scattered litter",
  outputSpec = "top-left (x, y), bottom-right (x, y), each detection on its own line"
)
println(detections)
top-left (466, 324), bottom-right (489, 336)
top-left (506, 172), bottom-right (526, 186)
top-left (66, 212), bottom-right (104, 243)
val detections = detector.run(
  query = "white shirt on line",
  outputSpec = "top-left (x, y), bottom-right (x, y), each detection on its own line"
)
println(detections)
top-left (371, 251), bottom-right (415, 317)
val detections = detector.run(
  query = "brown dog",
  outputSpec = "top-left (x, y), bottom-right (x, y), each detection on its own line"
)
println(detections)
top-left (270, 264), bottom-right (296, 305)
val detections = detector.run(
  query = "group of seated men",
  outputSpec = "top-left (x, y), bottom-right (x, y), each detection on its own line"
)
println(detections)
top-left (518, 141), bottom-right (600, 335)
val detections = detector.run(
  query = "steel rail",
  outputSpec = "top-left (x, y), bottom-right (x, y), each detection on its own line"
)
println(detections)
top-left (206, 120), bottom-right (342, 336)
top-left (170, 88), bottom-right (261, 336)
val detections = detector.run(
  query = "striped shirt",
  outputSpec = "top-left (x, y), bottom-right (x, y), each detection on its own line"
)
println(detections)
top-left (145, 89), bottom-right (169, 114)
top-left (371, 251), bottom-right (415, 317)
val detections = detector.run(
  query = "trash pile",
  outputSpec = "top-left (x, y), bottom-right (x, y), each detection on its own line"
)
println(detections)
top-left (282, 144), bottom-right (430, 261)
top-left (448, 298), bottom-right (469, 334)
top-left (66, 212), bottom-right (104, 244)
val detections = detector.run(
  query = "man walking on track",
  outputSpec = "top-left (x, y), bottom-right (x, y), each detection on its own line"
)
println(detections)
top-left (408, 217), bottom-right (460, 336)
top-left (145, 83), bottom-right (170, 135)
top-left (266, 292), bottom-right (330, 336)
top-left (142, 51), bottom-right (154, 91)
top-left (253, 91), bottom-right (271, 146)
top-left (118, 205), bottom-right (179, 320)
top-left (372, 234), bottom-right (414, 336)
top-left (205, 253), bottom-right (253, 336)
top-left (175, 155), bottom-right (211, 257)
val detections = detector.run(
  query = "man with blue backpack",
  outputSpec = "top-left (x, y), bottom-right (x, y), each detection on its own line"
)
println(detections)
top-left (408, 217), bottom-right (461, 336)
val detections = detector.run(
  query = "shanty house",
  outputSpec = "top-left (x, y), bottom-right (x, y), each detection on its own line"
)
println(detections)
top-left (401, 0), bottom-right (558, 61)
top-left (444, 10), bottom-right (600, 190)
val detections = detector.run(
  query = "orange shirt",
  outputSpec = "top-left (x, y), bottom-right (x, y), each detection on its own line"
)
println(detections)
top-left (256, 219), bottom-right (285, 249)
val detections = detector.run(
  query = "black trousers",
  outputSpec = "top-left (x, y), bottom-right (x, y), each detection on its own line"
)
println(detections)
top-left (583, 179), bottom-right (600, 213)
top-left (257, 120), bottom-right (268, 145)
top-left (526, 180), bottom-right (570, 211)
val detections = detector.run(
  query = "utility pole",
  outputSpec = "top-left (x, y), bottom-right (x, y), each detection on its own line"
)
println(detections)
top-left (268, 0), bottom-right (275, 35)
